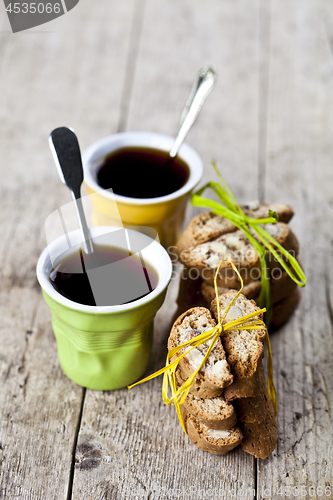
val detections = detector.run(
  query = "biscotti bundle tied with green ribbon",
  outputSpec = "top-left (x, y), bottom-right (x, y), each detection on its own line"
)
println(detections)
top-left (176, 164), bottom-right (306, 329)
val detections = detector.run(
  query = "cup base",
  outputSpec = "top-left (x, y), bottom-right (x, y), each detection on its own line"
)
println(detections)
top-left (55, 322), bottom-right (154, 391)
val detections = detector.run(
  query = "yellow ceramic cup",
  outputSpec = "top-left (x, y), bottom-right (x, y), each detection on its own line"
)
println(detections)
top-left (82, 132), bottom-right (203, 249)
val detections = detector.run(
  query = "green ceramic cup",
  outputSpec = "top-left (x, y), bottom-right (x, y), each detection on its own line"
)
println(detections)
top-left (36, 226), bottom-right (173, 390)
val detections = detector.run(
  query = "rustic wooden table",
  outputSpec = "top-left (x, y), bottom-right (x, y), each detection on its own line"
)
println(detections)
top-left (0, 0), bottom-right (333, 498)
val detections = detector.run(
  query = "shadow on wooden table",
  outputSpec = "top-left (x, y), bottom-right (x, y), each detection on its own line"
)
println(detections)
top-left (144, 269), bottom-right (206, 376)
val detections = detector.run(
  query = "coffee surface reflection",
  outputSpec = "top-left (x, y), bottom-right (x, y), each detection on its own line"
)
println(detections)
top-left (95, 146), bottom-right (189, 199)
top-left (49, 245), bottom-right (158, 306)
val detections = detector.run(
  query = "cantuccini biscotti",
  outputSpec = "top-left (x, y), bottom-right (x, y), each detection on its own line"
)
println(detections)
top-left (270, 268), bottom-right (297, 303)
top-left (224, 363), bottom-right (261, 401)
top-left (242, 202), bottom-right (294, 223)
top-left (240, 409), bottom-right (277, 459)
top-left (254, 222), bottom-right (298, 253)
top-left (178, 223), bottom-right (299, 289)
top-left (179, 230), bottom-right (261, 288)
top-left (270, 287), bottom-right (300, 330)
top-left (181, 407), bottom-right (243, 455)
top-left (175, 367), bottom-right (237, 430)
top-left (174, 366), bottom-right (221, 399)
top-left (176, 202), bottom-right (294, 256)
top-left (236, 361), bottom-right (277, 459)
top-left (169, 291), bottom-right (277, 459)
top-left (168, 307), bottom-right (233, 399)
top-left (201, 280), bottom-right (261, 303)
top-left (201, 267), bottom-right (297, 306)
top-left (234, 360), bottom-right (274, 423)
top-left (253, 222), bottom-right (299, 267)
top-left (210, 291), bottom-right (266, 383)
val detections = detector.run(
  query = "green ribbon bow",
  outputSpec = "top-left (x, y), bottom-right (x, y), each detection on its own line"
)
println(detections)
top-left (191, 163), bottom-right (306, 325)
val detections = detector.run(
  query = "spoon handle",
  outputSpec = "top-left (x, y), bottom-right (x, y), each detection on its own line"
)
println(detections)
top-left (169, 67), bottom-right (217, 158)
top-left (71, 190), bottom-right (94, 255)
top-left (49, 127), bottom-right (94, 255)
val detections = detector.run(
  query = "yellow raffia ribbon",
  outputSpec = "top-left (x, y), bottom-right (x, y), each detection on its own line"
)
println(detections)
top-left (128, 260), bottom-right (278, 433)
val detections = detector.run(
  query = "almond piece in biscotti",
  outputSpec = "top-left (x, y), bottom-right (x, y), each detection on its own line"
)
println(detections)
top-left (181, 406), bottom-right (243, 455)
top-left (179, 230), bottom-right (260, 289)
top-left (168, 307), bottom-right (233, 399)
top-left (176, 202), bottom-right (294, 256)
top-left (210, 291), bottom-right (266, 391)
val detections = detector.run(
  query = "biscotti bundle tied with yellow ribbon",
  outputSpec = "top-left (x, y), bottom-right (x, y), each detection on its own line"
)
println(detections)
top-left (169, 280), bottom-right (277, 458)
top-left (176, 164), bottom-right (306, 329)
top-left (129, 262), bottom-right (278, 459)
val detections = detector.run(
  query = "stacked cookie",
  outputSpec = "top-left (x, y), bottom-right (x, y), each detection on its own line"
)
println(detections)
top-left (176, 202), bottom-right (301, 329)
top-left (168, 291), bottom-right (277, 459)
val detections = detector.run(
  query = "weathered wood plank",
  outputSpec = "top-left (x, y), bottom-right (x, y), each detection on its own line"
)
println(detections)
top-left (72, 1), bottom-right (264, 498)
top-left (3, 1), bottom-right (332, 498)
top-left (258, 0), bottom-right (333, 497)
top-left (0, 188), bottom-right (84, 500)
top-left (0, 1), bottom-right (137, 499)
top-left (127, 0), bottom-right (262, 206)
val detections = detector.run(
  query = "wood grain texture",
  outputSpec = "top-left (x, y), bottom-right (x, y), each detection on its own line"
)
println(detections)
top-left (127, 0), bottom-right (262, 208)
top-left (0, 187), bottom-right (84, 500)
top-left (0, 2), bottom-right (136, 499)
top-left (72, 0), bottom-right (263, 498)
top-left (0, 0), bottom-right (332, 499)
top-left (257, 0), bottom-right (333, 497)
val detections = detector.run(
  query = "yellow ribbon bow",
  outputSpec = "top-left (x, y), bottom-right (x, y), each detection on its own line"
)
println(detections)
top-left (128, 260), bottom-right (277, 434)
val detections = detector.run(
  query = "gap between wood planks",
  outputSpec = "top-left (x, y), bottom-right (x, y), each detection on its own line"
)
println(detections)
top-left (64, 2), bottom-right (147, 498)
top-left (256, 0), bottom-right (272, 495)
top-left (66, 0), bottom-right (273, 496)
top-left (66, 388), bottom-right (86, 500)
top-left (258, 0), bottom-right (271, 206)
top-left (325, 275), bottom-right (333, 332)
top-left (69, 0), bottom-right (270, 496)
top-left (117, 0), bottom-right (147, 133)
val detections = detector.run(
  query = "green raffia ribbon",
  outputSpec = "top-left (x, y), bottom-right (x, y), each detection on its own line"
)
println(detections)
top-left (128, 260), bottom-right (278, 433)
top-left (191, 163), bottom-right (307, 324)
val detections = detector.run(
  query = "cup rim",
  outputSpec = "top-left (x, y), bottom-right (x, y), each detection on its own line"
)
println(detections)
top-left (36, 226), bottom-right (173, 314)
top-left (82, 131), bottom-right (204, 205)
